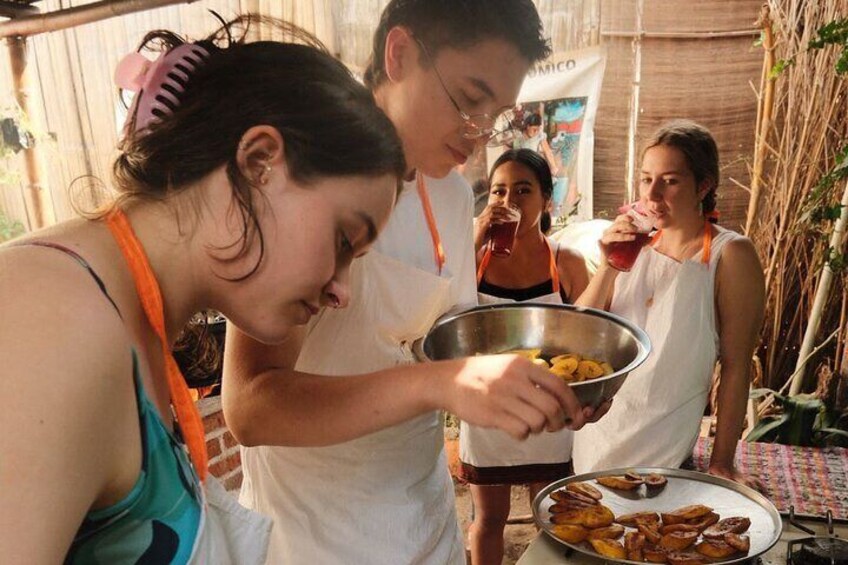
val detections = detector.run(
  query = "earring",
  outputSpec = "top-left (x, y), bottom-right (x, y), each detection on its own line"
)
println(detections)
top-left (260, 164), bottom-right (271, 185)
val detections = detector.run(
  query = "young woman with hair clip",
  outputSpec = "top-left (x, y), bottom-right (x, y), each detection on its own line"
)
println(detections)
top-left (573, 120), bottom-right (765, 490)
top-left (0, 16), bottom-right (406, 563)
top-left (465, 148), bottom-right (590, 564)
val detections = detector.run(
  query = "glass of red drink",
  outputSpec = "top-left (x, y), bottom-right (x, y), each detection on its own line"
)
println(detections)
top-left (608, 232), bottom-right (652, 271)
top-left (489, 205), bottom-right (522, 257)
top-left (607, 203), bottom-right (655, 272)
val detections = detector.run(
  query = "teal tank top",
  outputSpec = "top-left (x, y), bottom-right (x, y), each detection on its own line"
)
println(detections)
top-left (64, 353), bottom-right (202, 564)
top-left (15, 242), bottom-right (202, 564)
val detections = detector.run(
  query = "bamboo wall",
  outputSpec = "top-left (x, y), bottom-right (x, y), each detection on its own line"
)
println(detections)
top-left (0, 0), bottom-right (762, 234)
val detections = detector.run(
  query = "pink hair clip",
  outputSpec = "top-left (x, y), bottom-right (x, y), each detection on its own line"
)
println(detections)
top-left (115, 43), bottom-right (210, 134)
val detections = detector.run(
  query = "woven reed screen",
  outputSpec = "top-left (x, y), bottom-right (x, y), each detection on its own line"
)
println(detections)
top-left (0, 0), bottom-right (761, 232)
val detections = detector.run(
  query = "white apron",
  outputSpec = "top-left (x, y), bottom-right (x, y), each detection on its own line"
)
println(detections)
top-left (572, 226), bottom-right (741, 473)
top-left (460, 240), bottom-right (573, 472)
top-left (240, 172), bottom-right (474, 565)
top-left (188, 475), bottom-right (272, 564)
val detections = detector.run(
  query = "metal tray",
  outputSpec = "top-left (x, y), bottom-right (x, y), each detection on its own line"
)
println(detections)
top-left (533, 467), bottom-right (782, 564)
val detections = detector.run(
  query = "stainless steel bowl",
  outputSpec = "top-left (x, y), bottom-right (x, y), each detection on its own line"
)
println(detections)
top-left (413, 303), bottom-right (651, 408)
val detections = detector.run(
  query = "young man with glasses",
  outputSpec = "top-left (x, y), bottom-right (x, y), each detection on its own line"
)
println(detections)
top-left (223, 2), bottom-right (608, 563)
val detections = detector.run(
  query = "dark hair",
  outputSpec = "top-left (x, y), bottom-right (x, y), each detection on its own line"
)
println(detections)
top-left (363, 0), bottom-right (551, 89)
top-left (114, 16), bottom-right (406, 280)
top-left (642, 119), bottom-right (719, 223)
top-left (490, 148), bottom-right (554, 233)
top-left (523, 113), bottom-right (542, 129)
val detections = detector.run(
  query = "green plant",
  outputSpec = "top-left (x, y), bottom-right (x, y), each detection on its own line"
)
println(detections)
top-left (0, 210), bottom-right (24, 243)
top-left (748, 388), bottom-right (848, 447)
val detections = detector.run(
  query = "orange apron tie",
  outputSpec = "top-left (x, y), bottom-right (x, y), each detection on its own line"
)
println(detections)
top-left (417, 173), bottom-right (446, 275)
top-left (649, 219), bottom-right (713, 265)
top-left (106, 209), bottom-right (208, 482)
top-left (477, 237), bottom-right (560, 293)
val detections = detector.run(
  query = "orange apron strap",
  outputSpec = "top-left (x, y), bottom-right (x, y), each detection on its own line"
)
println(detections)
top-left (545, 239), bottom-right (560, 294)
top-left (476, 245), bottom-right (493, 286)
top-left (106, 209), bottom-right (208, 482)
top-left (417, 173), bottom-right (446, 275)
top-left (701, 220), bottom-right (713, 264)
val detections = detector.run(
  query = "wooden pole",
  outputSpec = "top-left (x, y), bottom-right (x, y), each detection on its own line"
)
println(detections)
top-left (624, 0), bottom-right (644, 203)
top-left (746, 6), bottom-right (776, 236)
top-left (790, 179), bottom-right (848, 396)
top-left (7, 35), bottom-right (54, 229)
top-left (0, 0), bottom-right (197, 39)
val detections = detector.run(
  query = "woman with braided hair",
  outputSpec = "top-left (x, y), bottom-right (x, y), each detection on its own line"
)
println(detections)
top-left (573, 120), bottom-right (765, 490)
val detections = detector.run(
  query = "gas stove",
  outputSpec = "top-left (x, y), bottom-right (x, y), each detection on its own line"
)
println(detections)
top-left (516, 506), bottom-right (848, 565)
top-left (787, 507), bottom-right (848, 564)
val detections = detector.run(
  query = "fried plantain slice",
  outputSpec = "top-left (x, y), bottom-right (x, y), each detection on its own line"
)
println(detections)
top-left (695, 539), bottom-right (737, 559)
top-left (587, 524), bottom-right (625, 540)
top-left (685, 511), bottom-right (720, 532)
top-left (577, 359), bottom-right (606, 380)
top-left (597, 475), bottom-right (643, 491)
top-left (724, 533), bottom-right (751, 553)
top-left (550, 353), bottom-right (580, 365)
top-left (508, 348), bottom-right (542, 360)
top-left (600, 361), bottom-right (614, 376)
top-left (550, 508), bottom-right (584, 525)
top-left (550, 488), bottom-right (594, 506)
top-left (566, 481), bottom-right (603, 501)
top-left (666, 550), bottom-right (708, 565)
top-left (625, 470), bottom-right (645, 483)
top-left (625, 531), bottom-right (646, 562)
top-left (560, 489), bottom-right (599, 506)
top-left (703, 516), bottom-right (751, 539)
top-left (646, 473), bottom-right (669, 490)
top-left (638, 523), bottom-right (663, 545)
top-left (549, 500), bottom-right (592, 513)
top-left (617, 511), bottom-right (661, 527)
top-left (531, 358), bottom-right (550, 368)
top-left (661, 505), bottom-right (714, 525)
top-left (550, 524), bottom-right (589, 544)
top-left (551, 357), bottom-right (579, 374)
top-left (580, 505), bottom-right (616, 528)
top-left (643, 543), bottom-right (669, 563)
top-left (660, 524), bottom-right (700, 535)
top-left (550, 504), bottom-right (615, 528)
top-left (589, 538), bottom-right (626, 560)
top-left (659, 530), bottom-right (698, 551)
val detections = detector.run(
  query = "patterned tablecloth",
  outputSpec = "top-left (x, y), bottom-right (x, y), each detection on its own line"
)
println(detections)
top-left (691, 437), bottom-right (848, 521)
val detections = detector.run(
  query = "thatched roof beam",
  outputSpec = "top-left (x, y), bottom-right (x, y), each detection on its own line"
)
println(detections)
top-left (0, 2), bottom-right (40, 20)
top-left (0, 0), bottom-right (197, 39)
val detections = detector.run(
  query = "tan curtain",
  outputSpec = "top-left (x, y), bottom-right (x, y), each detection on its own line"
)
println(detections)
top-left (0, 0), bottom-right (762, 233)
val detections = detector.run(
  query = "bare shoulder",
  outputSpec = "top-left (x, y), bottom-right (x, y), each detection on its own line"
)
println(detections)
top-left (715, 235), bottom-right (765, 315)
top-left (0, 245), bottom-right (135, 559)
top-left (0, 244), bottom-right (133, 420)
top-left (716, 235), bottom-right (764, 287)
top-left (555, 243), bottom-right (589, 275)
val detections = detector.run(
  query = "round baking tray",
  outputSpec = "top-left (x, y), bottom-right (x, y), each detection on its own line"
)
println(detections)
top-left (533, 467), bottom-right (782, 564)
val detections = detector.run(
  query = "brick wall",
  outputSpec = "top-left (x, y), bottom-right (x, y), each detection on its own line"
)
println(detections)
top-left (199, 396), bottom-right (243, 492)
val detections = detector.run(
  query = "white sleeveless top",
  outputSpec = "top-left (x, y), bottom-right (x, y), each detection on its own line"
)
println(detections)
top-left (572, 226), bottom-right (742, 473)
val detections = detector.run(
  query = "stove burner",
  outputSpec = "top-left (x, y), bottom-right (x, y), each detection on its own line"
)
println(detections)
top-left (788, 537), bottom-right (848, 565)
top-left (787, 507), bottom-right (848, 565)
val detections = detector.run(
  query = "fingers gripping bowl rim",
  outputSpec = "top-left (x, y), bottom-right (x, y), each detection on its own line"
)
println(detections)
top-left (411, 303), bottom-right (652, 409)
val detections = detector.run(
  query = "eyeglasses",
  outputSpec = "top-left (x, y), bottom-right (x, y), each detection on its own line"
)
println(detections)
top-left (414, 38), bottom-right (516, 147)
